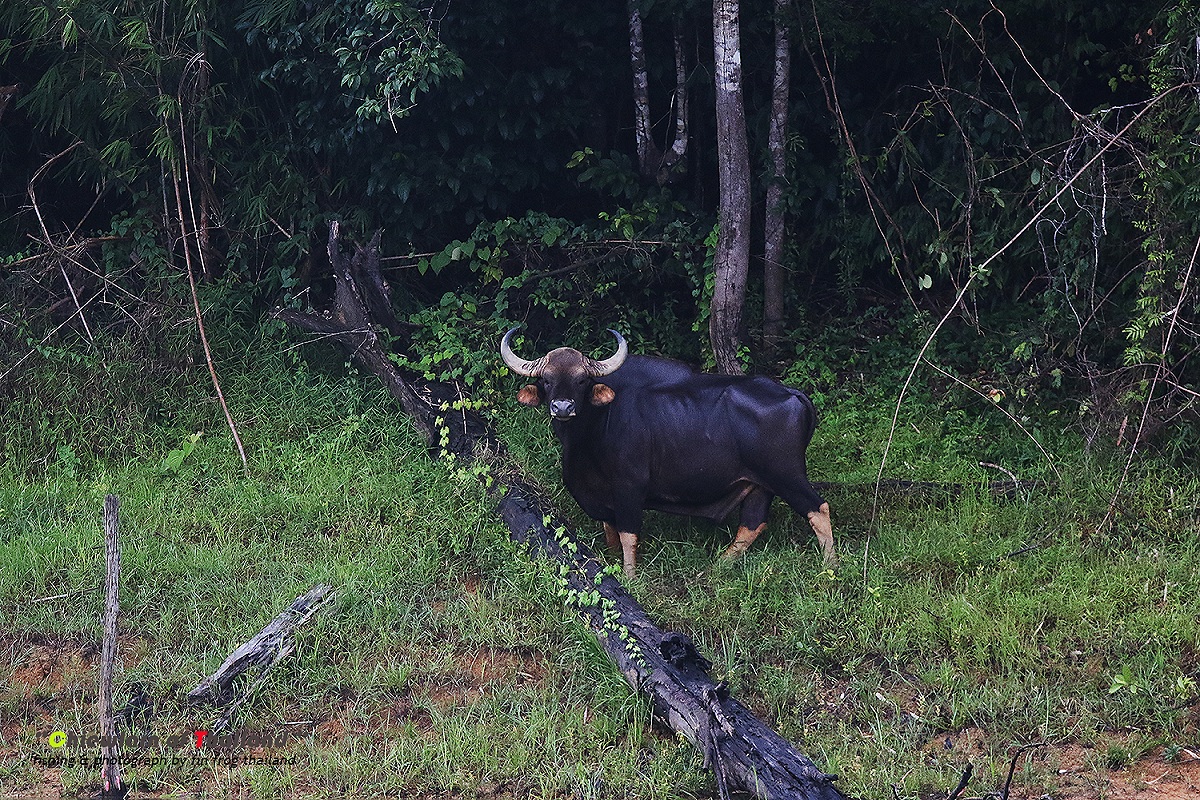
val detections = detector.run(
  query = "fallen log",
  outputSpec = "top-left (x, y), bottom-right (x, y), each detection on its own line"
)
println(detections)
top-left (496, 472), bottom-right (846, 799)
top-left (189, 583), bottom-right (335, 732)
top-left (279, 224), bottom-right (848, 800)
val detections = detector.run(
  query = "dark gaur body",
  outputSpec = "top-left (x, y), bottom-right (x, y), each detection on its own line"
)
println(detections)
top-left (502, 328), bottom-right (834, 578)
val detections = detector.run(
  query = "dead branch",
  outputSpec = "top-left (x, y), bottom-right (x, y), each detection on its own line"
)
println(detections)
top-left (0, 84), bottom-right (18, 123)
top-left (188, 583), bottom-right (334, 732)
top-left (27, 142), bottom-right (97, 343)
top-left (99, 495), bottom-right (125, 798)
top-left (168, 122), bottom-right (247, 472)
top-left (1000, 742), bottom-right (1047, 800)
top-left (277, 222), bottom-right (448, 449)
top-left (874, 84), bottom-right (1195, 522)
top-left (497, 475), bottom-right (847, 800)
top-left (946, 763), bottom-right (973, 800)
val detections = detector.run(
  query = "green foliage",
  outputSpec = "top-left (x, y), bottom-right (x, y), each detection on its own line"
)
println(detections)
top-left (387, 206), bottom-right (709, 407)
top-left (0, 335), bottom-right (697, 798)
top-left (157, 431), bottom-right (203, 476)
top-left (5, 306), bottom-right (1200, 798)
top-left (0, 0), bottom-right (464, 316)
top-left (1120, 1), bottom-right (1200, 396)
top-left (5, 0), bottom-right (1200, 463)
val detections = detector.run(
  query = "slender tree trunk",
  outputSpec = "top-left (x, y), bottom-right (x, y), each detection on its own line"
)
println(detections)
top-left (629, 1), bottom-right (661, 179)
top-left (656, 22), bottom-right (689, 185)
top-left (710, 0), bottom-right (751, 375)
top-left (763, 0), bottom-right (791, 358)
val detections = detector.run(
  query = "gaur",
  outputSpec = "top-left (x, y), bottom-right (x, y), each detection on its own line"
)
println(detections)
top-left (502, 327), bottom-right (834, 578)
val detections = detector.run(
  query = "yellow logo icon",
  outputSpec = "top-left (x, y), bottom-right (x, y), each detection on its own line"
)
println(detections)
top-left (48, 731), bottom-right (67, 748)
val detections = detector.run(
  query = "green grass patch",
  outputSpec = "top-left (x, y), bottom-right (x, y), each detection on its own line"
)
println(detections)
top-left (2, 328), bottom-right (1199, 799)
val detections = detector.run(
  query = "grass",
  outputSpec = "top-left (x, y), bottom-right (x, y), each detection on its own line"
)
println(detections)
top-left (2, 326), bottom-right (1199, 799)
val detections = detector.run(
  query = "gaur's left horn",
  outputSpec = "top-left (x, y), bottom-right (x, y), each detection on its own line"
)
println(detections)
top-left (585, 329), bottom-right (628, 377)
top-left (500, 327), bottom-right (545, 377)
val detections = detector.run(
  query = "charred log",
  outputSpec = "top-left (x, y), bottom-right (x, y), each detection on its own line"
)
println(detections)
top-left (188, 584), bottom-right (335, 732)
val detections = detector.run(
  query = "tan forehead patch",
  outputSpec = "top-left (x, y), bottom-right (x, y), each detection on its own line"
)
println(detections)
top-left (543, 348), bottom-right (588, 377)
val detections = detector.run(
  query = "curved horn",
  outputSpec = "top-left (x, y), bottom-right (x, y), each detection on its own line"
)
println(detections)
top-left (500, 327), bottom-right (545, 377)
top-left (585, 329), bottom-right (628, 377)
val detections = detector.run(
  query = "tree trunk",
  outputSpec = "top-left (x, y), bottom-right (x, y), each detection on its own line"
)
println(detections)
top-left (629, 1), bottom-right (661, 179)
top-left (710, 0), bottom-right (751, 375)
top-left (763, 0), bottom-right (791, 359)
top-left (656, 22), bottom-right (689, 186)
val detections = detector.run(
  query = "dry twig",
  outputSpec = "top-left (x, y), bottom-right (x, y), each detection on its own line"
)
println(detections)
top-left (167, 60), bottom-right (249, 472)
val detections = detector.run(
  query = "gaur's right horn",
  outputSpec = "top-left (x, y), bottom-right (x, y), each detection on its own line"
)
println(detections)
top-left (500, 327), bottom-right (546, 377)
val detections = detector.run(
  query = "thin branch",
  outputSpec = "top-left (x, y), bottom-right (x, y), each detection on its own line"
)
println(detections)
top-left (946, 763), bottom-right (972, 800)
top-left (1000, 742), bottom-right (1047, 800)
top-left (179, 53), bottom-right (215, 283)
top-left (873, 84), bottom-right (1194, 519)
top-left (979, 461), bottom-right (1019, 485)
top-left (57, 264), bottom-right (95, 343)
top-left (27, 142), bottom-right (96, 343)
top-left (0, 290), bottom-right (103, 385)
top-left (171, 129), bottom-right (249, 473)
top-left (806, 0), bottom-right (917, 307)
top-left (921, 358), bottom-right (1062, 482)
top-left (167, 55), bottom-right (248, 473)
top-left (944, 10), bottom-right (1031, 150)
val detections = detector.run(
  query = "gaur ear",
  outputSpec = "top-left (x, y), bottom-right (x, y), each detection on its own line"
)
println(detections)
top-left (517, 384), bottom-right (542, 407)
top-left (590, 383), bottom-right (616, 406)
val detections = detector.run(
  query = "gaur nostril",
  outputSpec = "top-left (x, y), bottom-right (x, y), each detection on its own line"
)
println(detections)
top-left (549, 400), bottom-right (575, 417)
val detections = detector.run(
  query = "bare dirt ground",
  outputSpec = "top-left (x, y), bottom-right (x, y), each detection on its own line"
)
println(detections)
top-left (1009, 743), bottom-right (1200, 800)
top-left (3, 634), bottom-right (1198, 799)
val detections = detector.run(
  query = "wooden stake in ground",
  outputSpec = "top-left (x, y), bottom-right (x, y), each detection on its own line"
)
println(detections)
top-left (280, 224), bottom-right (848, 800)
top-left (99, 494), bottom-right (124, 798)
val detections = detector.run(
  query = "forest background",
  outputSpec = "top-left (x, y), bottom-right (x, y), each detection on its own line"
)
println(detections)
top-left (1, 0), bottom-right (1198, 420)
top-left (3, 1), bottom-right (1200, 798)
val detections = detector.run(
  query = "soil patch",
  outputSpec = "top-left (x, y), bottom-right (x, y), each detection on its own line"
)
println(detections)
top-left (426, 645), bottom-right (548, 708)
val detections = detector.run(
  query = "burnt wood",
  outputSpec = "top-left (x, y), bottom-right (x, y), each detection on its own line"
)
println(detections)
top-left (188, 583), bottom-right (334, 732)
